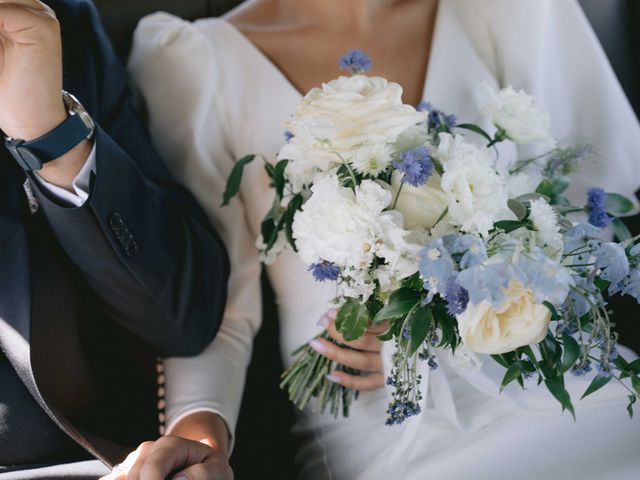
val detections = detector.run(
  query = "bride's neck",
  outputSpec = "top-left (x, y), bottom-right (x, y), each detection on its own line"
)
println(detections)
top-left (275, 0), bottom-right (407, 32)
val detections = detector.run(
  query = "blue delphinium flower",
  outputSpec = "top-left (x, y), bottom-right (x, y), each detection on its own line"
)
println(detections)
top-left (308, 262), bottom-right (341, 282)
top-left (446, 234), bottom-right (488, 269)
top-left (456, 262), bottom-right (515, 307)
top-left (518, 250), bottom-right (575, 306)
top-left (586, 187), bottom-right (612, 228)
top-left (419, 238), bottom-right (455, 293)
top-left (393, 146), bottom-right (434, 187)
top-left (610, 268), bottom-right (640, 302)
top-left (563, 223), bottom-right (603, 255)
top-left (564, 275), bottom-right (600, 317)
top-left (338, 49), bottom-right (372, 74)
top-left (594, 242), bottom-right (630, 285)
top-left (284, 130), bottom-right (294, 142)
top-left (571, 359), bottom-right (593, 377)
top-left (444, 279), bottom-right (469, 316)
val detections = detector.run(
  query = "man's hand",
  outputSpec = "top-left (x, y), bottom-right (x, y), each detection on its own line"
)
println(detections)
top-left (101, 412), bottom-right (233, 480)
top-left (0, 0), bottom-right (91, 190)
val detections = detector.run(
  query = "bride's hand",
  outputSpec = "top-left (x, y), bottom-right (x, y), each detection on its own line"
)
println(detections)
top-left (310, 309), bottom-right (387, 391)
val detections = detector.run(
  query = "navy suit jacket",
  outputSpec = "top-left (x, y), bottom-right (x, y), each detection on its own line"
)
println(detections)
top-left (0, 0), bottom-right (229, 466)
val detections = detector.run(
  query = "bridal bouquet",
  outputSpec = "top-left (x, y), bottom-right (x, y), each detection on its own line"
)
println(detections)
top-left (223, 50), bottom-right (640, 423)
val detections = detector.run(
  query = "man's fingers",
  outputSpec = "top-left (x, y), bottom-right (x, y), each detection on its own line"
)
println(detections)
top-left (309, 337), bottom-right (383, 371)
top-left (327, 371), bottom-right (385, 391)
top-left (173, 457), bottom-right (234, 480)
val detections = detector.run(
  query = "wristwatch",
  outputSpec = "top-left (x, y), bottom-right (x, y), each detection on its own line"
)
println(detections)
top-left (4, 90), bottom-right (96, 171)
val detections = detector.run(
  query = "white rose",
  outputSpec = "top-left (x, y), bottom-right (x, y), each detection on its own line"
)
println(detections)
top-left (390, 170), bottom-right (448, 230)
top-left (457, 281), bottom-right (551, 354)
top-left (479, 83), bottom-right (555, 146)
top-left (281, 76), bottom-right (427, 190)
top-left (436, 133), bottom-right (512, 236)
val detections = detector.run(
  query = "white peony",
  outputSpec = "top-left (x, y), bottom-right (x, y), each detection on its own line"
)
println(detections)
top-left (457, 280), bottom-right (551, 354)
top-left (479, 83), bottom-right (555, 146)
top-left (280, 75), bottom-right (427, 192)
top-left (435, 133), bottom-right (512, 236)
top-left (390, 170), bottom-right (449, 230)
top-left (528, 198), bottom-right (563, 256)
top-left (292, 176), bottom-right (420, 297)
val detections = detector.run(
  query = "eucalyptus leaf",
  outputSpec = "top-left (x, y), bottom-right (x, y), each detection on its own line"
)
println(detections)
top-left (612, 218), bottom-right (632, 242)
top-left (606, 193), bottom-right (635, 215)
top-left (494, 220), bottom-right (532, 233)
top-left (221, 154), bottom-right (256, 206)
top-left (456, 123), bottom-right (493, 144)
top-left (373, 288), bottom-right (421, 324)
top-left (508, 199), bottom-right (527, 221)
top-left (581, 374), bottom-right (612, 400)
top-left (545, 378), bottom-right (576, 419)
top-left (516, 193), bottom-right (551, 204)
top-left (336, 300), bottom-right (370, 341)
top-left (409, 307), bottom-right (433, 354)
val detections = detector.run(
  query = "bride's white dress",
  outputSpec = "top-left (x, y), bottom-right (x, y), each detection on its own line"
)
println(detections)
top-left (128, 1), bottom-right (640, 478)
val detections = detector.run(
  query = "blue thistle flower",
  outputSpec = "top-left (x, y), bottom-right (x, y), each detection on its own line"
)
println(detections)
top-left (587, 187), bottom-right (612, 228)
top-left (308, 262), bottom-right (341, 282)
top-left (338, 49), bottom-right (372, 74)
top-left (393, 146), bottom-right (434, 187)
top-left (444, 279), bottom-right (469, 316)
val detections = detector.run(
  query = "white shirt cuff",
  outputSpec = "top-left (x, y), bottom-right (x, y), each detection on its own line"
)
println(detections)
top-left (33, 142), bottom-right (97, 207)
top-left (165, 407), bottom-right (236, 454)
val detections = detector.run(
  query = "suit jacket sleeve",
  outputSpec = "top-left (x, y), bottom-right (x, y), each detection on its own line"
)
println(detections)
top-left (29, 0), bottom-right (229, 357)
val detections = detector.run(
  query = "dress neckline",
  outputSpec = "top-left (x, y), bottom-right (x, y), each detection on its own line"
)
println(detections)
top-left (215, 4), bottom-right (444, 108)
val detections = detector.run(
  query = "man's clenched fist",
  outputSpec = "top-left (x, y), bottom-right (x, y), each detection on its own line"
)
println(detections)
top-left (0, 0), bottom-right (66, 141)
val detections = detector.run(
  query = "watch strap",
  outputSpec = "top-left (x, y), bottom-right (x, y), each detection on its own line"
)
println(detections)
top-left (5, 112), bottom-right (92, 170)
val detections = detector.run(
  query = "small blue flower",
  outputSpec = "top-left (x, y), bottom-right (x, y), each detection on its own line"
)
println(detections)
top-left (594, 242), bottom-right (630, 285)
top-left (456, 262), bottom-right (516, 307)
top-left (393, 146), bottom-right (434, 187)
top-left (564, 275), bottom-right (601, 317)
top-left (610, 267), bottom-right (640, 302)
top-left (284, 130), bottom-right (294, 142)
top-left (417, 101), bottom-right (457, 128)
top-left (587, 187), bottom-right (612, 228)
top-left (338, 49), bottom-right (372, 74)
top-left (308, 262), bottom-right (341, 282)
top-left (564, 223), bottom-right (603, 255)
top-left (419, 238), bottom-right (456, 293)
top-left (571, 359), bottom-right (593, 377)
top-left (518, 250), bottom-right (574, 306)
top-left (444, 279), bottom-right (469, 316)
top-left (445, 234), bottom-right (488, 269)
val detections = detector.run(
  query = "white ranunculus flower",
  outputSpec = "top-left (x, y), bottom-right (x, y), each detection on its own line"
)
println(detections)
top-left (435, 133), bottom-right (512, 236)
top-left (529, 198), bottom-right (563, 256)
top-left (457, 281), bottom-right (551, 354)
top-left (351, 143), bottom-right (393, 176)
top-left (281, 75), bottom-right (427, 192)
top-left (390, 170), bottom-right (448, 230)
top-left (479, 83), bottom-right (555, 146)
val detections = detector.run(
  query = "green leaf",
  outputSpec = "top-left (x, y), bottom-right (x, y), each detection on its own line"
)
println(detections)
top-left (456, 123), bottom-right (493, 144)
top-left (545, 378), bottom-right (576, 419)
top-left (261, 217), bottom-right (277, 247)
top-left (550, 177), bottom-right (570, 195)
top-left (501, 362), bottom-right (524, 392)
top-left (284, 195), bottom-right (303, 251)
top-left (491, 354), bottom-right (511, 369)
top-left (605, 193), bottom-right (635, 215)
top-left (627, 395), bottom-right (636, 418)
top-left (377, 318), bottom-right (402, 341)
top-left (581, 374), bottom-right (612, 400)
top-left (373, 288), bottom-right (421, 324)
top-left (561, 333), bottom-right (580, 373)
top-left (264, 162), bottom-right (275, 178)
top-left (335, 300), bottom-right (370, 342)
top-left (631, 376), bottom-right (640, 396)
top-left (628, 359), bottom-right (640, 374)
top-left (272, 159), bottom-right (289, 198)
top-left (494, 220), bottom-right (532, 233)
top-left (409, 307), bottom-right (433, 354)
top-left (612, 218), bottom-right (632, 242)
top-left (221, 154), bottom-right (256, 206)
top-left (508, 199), bottom-right (527, 221)
top-left (535, 179), bottom-right (555, 197)
top-left (516, 193), bottom-right (551, 204)
top-left (542, 301), bottom-right (560, 321)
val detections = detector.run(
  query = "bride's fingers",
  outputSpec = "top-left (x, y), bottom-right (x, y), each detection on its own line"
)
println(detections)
top-left (325, 321), bottom-right (382, 352)
top-left (309, 337), bottom-right (382, 371)
top-left (327, 370), bottom-right (385, 391)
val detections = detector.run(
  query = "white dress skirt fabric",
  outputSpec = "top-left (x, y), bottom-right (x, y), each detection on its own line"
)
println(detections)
top-left (128, 1), bottom-right (640, 478)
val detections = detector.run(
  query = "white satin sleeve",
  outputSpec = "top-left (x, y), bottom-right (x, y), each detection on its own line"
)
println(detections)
top-left (128, 13), bottom-right (262, 448)
top-left (483, 0), bottom-right (640, 206)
